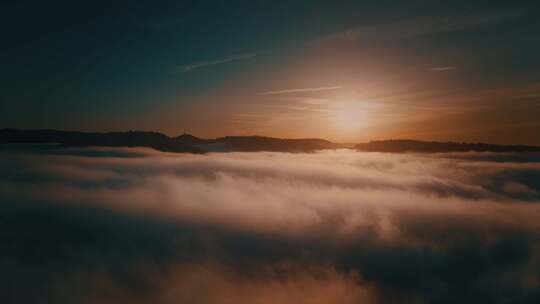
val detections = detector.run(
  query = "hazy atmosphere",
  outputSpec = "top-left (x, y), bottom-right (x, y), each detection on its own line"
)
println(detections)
top-left (3, 146), bottom-right (540, 303)
top-left (2, 0), bottom-right (540, 143)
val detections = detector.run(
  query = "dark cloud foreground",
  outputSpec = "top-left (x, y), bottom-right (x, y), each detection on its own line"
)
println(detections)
top-left (1, 146), bottom-right (540, 303)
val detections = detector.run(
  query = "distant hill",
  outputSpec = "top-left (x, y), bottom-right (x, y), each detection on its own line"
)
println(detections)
top-left (355, 139), bottom-right (540, 153)
top-left (198, 136), bottom-right (342, 152)
top-left (173, 133), bottom-right (207, 146)
top-left (3, 129), bottom-right (539, 154)
top-left (0, 129), bottom-right (203, 153)
top-left (0, 129), bottom-right (343, 153)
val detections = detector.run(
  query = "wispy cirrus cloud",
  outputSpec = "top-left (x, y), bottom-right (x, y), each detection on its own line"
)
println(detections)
top-left (431, 66), bottom-right (457, 72)
top-left (174, 52), bottom-right (260, 73)
top-left (260, 86), bottom-right (343, 95)
top-left (322, 8), bottom-right (525, 42)
top-left (274, 96), bottom-right (330, 105)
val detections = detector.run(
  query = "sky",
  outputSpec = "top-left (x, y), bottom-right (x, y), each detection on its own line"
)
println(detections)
top-left (1, 0), bottom-right (540, 144)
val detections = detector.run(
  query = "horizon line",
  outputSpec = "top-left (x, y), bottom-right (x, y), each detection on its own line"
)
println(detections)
top-left (2, 127), bottom-right (540, 147)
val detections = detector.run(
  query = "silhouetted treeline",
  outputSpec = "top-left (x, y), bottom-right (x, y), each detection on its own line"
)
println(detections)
top-left (355, 139), bottom-right (540, 153)
top-left (0, 129), bottom-right (203, 153)
top-left (0, 129), bottom-right (342, 153)
top-left (3, 129), bottom-right (539, 153)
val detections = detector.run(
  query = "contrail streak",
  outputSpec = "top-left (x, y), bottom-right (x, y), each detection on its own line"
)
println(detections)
top-left (261, 86), bottom-right (343, 95)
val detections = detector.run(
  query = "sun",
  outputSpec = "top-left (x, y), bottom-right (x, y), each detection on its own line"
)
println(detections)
top-left (333, 101), bottom-right (367, 132)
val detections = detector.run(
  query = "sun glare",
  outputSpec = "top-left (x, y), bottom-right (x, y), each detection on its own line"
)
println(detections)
top-left (333, 101), bottom-right (367, 131)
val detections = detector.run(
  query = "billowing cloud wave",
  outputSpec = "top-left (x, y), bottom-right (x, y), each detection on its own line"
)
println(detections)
top-left (1, 146), bottom-right (540, 303)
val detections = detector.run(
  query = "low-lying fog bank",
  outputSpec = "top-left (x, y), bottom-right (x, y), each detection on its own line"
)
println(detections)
top-left (2, 147), bottom-right (540, 303)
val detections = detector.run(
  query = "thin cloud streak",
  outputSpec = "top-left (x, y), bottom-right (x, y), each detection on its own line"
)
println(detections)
top-left (322, 8), bottom-right (525, 42)
top-left (431, 66), bottom-right (457, 71)
top-left (174, 52), bottom-right (259, 73)
top-left (260, 86), bottom-right (343, 95)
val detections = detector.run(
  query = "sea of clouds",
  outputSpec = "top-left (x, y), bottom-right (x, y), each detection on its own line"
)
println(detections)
top-left (1, 146), bottom-right (540, 303)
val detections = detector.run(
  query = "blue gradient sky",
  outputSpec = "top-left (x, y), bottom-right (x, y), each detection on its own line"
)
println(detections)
top-left (2, 0), bottom-right (540, 143)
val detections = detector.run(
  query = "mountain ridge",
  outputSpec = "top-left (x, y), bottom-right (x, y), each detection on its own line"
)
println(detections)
top-left (2, 129), bottom-right (540, 153)
top-left (354, 139), bottom-right (540, 153)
